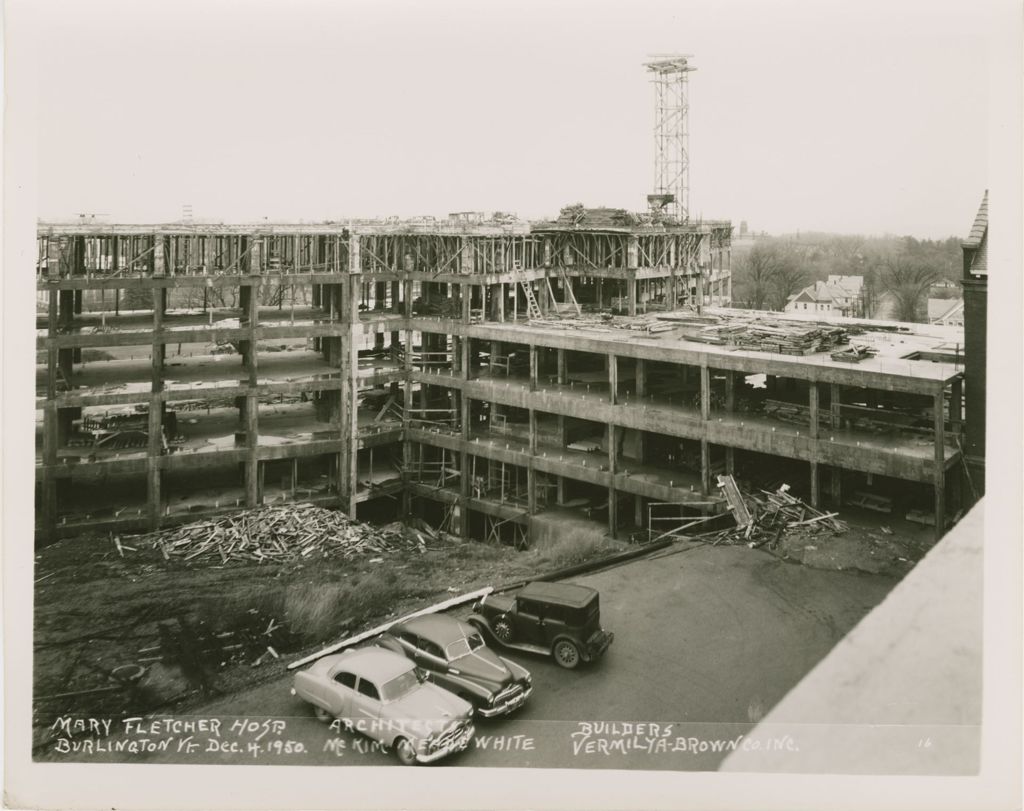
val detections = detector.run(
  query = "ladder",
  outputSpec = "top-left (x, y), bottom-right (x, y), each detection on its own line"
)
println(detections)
top-left (511, 261), bottom-right (542, 320)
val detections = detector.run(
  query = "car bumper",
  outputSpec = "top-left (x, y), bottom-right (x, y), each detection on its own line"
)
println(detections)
top-left (415, 723), bottom-right (475, 764)
top-left (584, 630), bottom-right (614, 662)
top-left (477, 684), bottom-right (533, 718)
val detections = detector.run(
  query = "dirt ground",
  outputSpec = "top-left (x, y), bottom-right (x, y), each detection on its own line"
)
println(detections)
top-left (31, 505), bottom-right (933, 750)
top-left (31, 521), bottom-right (624, 747)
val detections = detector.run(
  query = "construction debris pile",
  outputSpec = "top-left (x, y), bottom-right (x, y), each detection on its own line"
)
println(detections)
top-left (830, 343), bottom-right (878, 363)
top-left (686, 319), bottom-right (852, 355)
top-left (137, 503), bottom-right (422, 564)
top-left (704, 482), bottom-right (848, 548)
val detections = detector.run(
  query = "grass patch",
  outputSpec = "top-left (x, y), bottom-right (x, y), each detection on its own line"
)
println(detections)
top-left (531, 528), bottom-right (623, 569)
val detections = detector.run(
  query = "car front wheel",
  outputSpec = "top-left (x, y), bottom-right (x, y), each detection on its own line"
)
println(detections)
top-left (493, 617), bottom-right (514, 643)
top-left (553, 639), bottom-right (581, 669)
top-left (313, 705), bottom-right (332, 723)
top-left (393, 737), bottom-right (418, 766)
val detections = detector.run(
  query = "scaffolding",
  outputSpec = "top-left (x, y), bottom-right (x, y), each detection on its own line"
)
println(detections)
top-left (645, 55), bottom-right (695, 223)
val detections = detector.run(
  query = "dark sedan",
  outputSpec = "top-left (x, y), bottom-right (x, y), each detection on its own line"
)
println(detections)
top-left (376, 615), bottom-right (533, 717)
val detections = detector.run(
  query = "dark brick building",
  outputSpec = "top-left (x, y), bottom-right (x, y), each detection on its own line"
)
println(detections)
top-left (961, 191), bottom-right (987, 497)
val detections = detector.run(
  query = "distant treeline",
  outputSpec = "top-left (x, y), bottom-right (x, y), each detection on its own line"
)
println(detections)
top-left (731, 233), bottom-right (962, 321)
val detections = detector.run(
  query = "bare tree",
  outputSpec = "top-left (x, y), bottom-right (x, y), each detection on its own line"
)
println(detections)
top-left (878, 255), bottom-right (940, 322)
top-left (768, 260), bottom-right (808, 311)
top-left (733, 242), bottom-right (807, 311)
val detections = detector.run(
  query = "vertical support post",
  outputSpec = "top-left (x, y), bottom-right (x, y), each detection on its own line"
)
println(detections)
top-left (152, 235), bottom-right (165, 277)
top-left (636, 359), bottom-right (647, 399)
top-left (700, 365), bottom-right (710, 420)
top-left (609, 354), bottom-right (618, 405)
top-left (245, 394), bottom-right (259, 507)
top-left (810, 461), bottom-right (820, 508)
top-left (950, 378), bottom-right (963, 436)
top-left (830, 383), bottom-right (841, 429)
top-left (933, 390), bottom-right (946, 542)
top-left (627, 278), bottom-right (637, 316)
top-left (809, 382), bottom-right (819, 440)
top-left (147, 395), bottom-right (163, 528)
top-left (529, 345), bottom-right (538, 391)
top-left (724, 369), bottom-right (736, 473)
top-left (700, 439), bottom-right (711, 495)
top-left (557, 348), bottom-right (567, 385)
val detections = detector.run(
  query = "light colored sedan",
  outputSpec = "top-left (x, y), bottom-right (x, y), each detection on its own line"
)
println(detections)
top-left (291, 646), bottom-right (475, 765)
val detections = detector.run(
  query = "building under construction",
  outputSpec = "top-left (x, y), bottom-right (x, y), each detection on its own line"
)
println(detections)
top-left (34, 205), bottom-right (970, 546)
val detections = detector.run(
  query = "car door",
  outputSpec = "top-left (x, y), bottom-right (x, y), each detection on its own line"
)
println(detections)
top-left (325, 669), bottom-right (358, 718)
top-left (514, 598), bottom-right (548, 646)
top-left (352, 676), bottom-right (383, 725)
top-left (415, 637), bottom-right (453, 687)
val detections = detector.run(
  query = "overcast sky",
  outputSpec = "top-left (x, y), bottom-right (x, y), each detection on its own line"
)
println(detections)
top-left (34, 0), bottom-right (1000, 238)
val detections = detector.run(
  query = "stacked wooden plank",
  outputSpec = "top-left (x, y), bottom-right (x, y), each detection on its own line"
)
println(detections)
top-left (139, 503), bottom-right (417, 564)
top-left (697, 483), bottom-right (848, 547)
top-left (830, 343), bottom-right (877, 363)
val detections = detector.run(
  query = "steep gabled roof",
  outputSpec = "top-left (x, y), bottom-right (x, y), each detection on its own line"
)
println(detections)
top-left (963, 190), bottom-right (988, 248)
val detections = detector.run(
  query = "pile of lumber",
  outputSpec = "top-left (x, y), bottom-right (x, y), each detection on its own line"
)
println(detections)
top-left (699, 483), bottom-right (848, 548)
top-left (668, 315), bottom-right (852, 355)
top-left (830, 343), bottom-right (877, 363)
top-left (139, 503), bottom-right (419, 564)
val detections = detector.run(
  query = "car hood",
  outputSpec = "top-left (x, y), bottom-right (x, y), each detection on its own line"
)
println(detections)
top-left (483, 594), bottom-right (515, 614)
top-left (450, 647), bottom-right (517, 687)
top-left (383, 682), bottom-right (472, 729)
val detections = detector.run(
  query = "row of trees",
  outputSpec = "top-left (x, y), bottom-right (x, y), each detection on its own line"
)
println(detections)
top-left (731, 234), bottom-right (960, 322)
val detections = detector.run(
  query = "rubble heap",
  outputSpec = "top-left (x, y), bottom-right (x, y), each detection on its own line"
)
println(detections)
top-left (703, 484), bottom-right (848, 548)
top-left (139, 503), bottom-right (421, 564)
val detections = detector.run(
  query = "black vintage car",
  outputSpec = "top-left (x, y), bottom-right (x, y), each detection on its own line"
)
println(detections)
top-left (376, 614), bottom-right (533, 717)
top-left (469, 581), bottom-right (614, 669)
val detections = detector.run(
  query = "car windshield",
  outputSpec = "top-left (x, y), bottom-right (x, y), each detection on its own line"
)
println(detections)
top-left (379, 669), bottom-right (421, 703)
top-left (445, 633), bottom-right (486, 661)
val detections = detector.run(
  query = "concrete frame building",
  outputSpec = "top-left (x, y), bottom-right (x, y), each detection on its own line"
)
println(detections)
top-left (35, 211), bottom-right (964, 547)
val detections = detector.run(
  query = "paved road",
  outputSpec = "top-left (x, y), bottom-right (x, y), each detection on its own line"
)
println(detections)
top-left (44, 545), bottom-right (895, 770)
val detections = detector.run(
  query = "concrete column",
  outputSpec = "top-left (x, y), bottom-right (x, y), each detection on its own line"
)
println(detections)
top-left (147, 395), bottom-right (164, 527)
top-left (609, 354), bottom-right (618, 404)
top-left (348, 234), bottom-right (361, 274)
top-left (245, 394), bottom-right (259, 507)
top-left (153, 236), bottom-right (165, 277)
top-left (830, 384), bottom-right (841, 429)
top-left (810, 460), bottom-right (820, 508)
top-left (608, 425), bottom-right (617, 475)
top-left (725, 370), bottom-right (736, 412)
top-left (461, 336), bottom-right (471, 380)
top-left (933, 390), bottom-right (946, 542)
top-left (249, 235), bottom-right (262, 276)
top-left (46, 237), bottom-right (63, 280)
top-left (529, 345), bottom-right (538, 391)
top-left (950, 379), bottom-right (963, 435)
top-left (557, 348), bottom-right (567, 385)
top-left (636, 359), bottom-right (646, 398)
top-left (498, 283), bottom-right (506, 322)
top-left (627, 236), bottom-right (639, 268)
top-left (700, 439), bottom-right (711, 495)
top-left (459, 237), bottom-right (475, 274)
top-left (700, 366), bottom-right (710, 420)
top-left (809, 382), bottom-right (819, 440)
top-left (627, 278), bottom-right (637, 316)
top-left (41, 404), bottom-right (58, 538)
top-left (461, 282), bottom-right (471, 322)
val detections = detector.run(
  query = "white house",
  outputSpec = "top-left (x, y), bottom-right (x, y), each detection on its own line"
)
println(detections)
top-left (785, 275), bottom-right (864, 318)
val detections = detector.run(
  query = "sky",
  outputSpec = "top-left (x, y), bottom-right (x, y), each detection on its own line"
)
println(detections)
top-left (32, 0), bottom-right (1002, 238)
